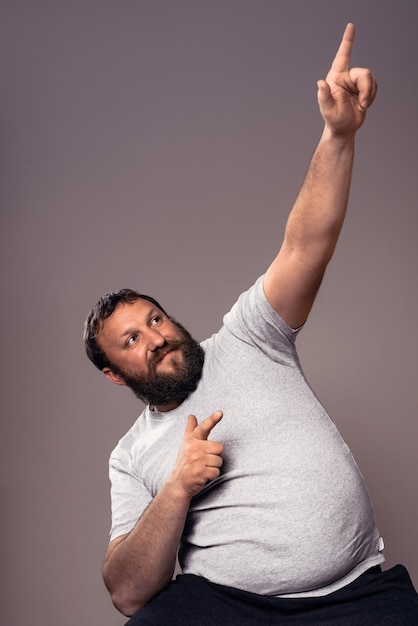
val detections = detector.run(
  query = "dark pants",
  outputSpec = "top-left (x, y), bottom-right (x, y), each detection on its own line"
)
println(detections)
top-left (125, 565), bottom-right (418, 625)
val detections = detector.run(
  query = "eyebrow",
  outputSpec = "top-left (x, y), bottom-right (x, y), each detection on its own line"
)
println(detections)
top-left (120, 327), bottom-right (138, 340)
top-left (118, 307), bottom-right (162, 341)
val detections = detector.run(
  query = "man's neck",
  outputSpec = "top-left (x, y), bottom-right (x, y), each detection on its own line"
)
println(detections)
top-left (151, 400), bottom-right (182, 413)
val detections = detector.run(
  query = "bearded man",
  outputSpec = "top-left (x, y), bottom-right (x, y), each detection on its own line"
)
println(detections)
top-left (84, 24), bottom-right (418, 626)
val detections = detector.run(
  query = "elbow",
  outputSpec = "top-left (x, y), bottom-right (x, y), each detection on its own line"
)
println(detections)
top-left (103, 567), bottom-right (147, 617)
top-left (110, 590), bottom-right (146, 617)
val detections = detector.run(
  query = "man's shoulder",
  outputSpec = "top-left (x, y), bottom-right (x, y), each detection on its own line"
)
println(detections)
top-left (110, 408), bottom-right (148, 459)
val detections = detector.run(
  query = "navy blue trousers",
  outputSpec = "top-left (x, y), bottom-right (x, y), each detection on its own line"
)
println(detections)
top-left (125, 565), bottom-right (418, 625)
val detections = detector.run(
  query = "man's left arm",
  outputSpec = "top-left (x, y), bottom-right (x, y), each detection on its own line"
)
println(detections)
top-left (264, 23), bottom-right (377, 329)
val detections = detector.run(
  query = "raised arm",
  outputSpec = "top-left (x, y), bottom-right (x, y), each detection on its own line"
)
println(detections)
top-left (102, 411), bottom-right (224, 616)
top-left (264, 23), bottom-right (377, 328)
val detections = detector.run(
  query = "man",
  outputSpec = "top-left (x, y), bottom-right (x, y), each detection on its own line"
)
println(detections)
top-left (84, 24), bottom-right (418, 625)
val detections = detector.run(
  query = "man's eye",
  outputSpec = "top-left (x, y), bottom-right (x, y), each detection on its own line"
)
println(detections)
top-left (151, 316), bottom-right (161, 326)
top-left (126, 335), bottom-right (138, 346)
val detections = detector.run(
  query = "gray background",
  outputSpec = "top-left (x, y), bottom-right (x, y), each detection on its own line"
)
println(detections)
top-left (1, 1), bottom-right (417, 625)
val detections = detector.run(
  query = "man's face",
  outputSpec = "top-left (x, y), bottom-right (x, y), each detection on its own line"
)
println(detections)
top-left (96, 299), bottom-right (204, 411)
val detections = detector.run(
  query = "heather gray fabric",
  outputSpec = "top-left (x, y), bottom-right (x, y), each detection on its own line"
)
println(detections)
top-left (109, 275), bottom-right (384, 597)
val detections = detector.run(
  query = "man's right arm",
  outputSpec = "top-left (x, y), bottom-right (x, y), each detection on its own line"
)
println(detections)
top-left (102, 411), bottom-right (224, 617)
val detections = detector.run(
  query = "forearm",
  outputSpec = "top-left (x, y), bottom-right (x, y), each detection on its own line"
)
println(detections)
top-left (264, 128), bottom-right (356, 327)
top-left (283, 127), bottom-right (355, 266)
top-left (102, 481), bottom-right (191, 616)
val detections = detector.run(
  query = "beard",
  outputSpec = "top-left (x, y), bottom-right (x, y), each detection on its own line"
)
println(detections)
top-left (111, 319), bottom-right (205, 408)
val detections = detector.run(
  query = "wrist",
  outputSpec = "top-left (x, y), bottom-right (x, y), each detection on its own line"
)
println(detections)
top-left (164, 476), bottom-right (194, 506)
top-left (320, 125), bottom-right (356, 150)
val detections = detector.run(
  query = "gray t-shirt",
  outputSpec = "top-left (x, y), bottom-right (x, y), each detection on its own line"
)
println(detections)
top-left (108, 276), bottom-right (384, 597)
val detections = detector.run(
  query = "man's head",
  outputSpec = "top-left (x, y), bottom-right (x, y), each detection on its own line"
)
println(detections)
top-left (83, 289), bottom-right (204, 410)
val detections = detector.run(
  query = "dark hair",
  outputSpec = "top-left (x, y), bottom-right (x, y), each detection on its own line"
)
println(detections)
top-left (83, 289), bottom-right (168, 371)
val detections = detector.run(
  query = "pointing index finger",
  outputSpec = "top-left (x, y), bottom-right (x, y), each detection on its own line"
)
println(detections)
top-left (193, 411), bottom-right (223, 441)
top-left (330, 23), bottom-right (355, 73)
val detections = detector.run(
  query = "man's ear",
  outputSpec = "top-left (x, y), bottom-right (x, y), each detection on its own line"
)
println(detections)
top-left (102, 367), bottom-right (126, 386)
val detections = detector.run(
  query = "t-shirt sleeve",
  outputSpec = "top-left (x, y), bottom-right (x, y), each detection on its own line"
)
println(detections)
top-left (108, 449), bottom-right (153, 542)
top-left (222, 275), bottom-right (302, 364)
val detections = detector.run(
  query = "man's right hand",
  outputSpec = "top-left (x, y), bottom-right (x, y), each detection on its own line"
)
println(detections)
top-left (168, 410), bottom-right (224, 499)
top-left (103, 410), bottom-right (224, 615)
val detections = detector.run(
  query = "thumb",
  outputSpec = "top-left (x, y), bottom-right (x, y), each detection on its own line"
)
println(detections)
top-left (185, 414), bottom-right (198, 435)
top-left (317, 79), bottom-right (333, 112)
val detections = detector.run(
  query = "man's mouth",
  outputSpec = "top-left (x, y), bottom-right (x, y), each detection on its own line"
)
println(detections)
top-left (153, 345), bottom-right (179, 365)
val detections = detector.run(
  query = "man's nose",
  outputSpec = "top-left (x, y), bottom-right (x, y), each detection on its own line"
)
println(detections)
top-left (144, 327), bottom-right (165, 351)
